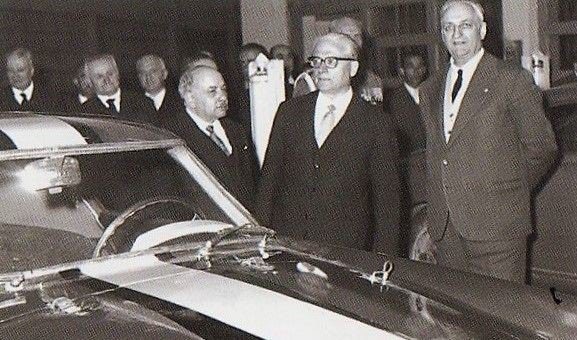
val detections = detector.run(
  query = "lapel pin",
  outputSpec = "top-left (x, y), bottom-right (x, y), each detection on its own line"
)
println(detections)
top-left (483, 88), bottom-right (489, 93)
top-left (243, 145), bottom-right (248, 150)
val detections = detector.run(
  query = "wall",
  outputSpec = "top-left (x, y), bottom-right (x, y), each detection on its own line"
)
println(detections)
top-left (502, 0), bottom-right (540, 57)
top-left (240, 0), bottom-right (289, 49)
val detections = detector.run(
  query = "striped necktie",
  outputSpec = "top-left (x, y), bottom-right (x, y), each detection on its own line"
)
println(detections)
top-left (206, 124), bottom-right (231, 156)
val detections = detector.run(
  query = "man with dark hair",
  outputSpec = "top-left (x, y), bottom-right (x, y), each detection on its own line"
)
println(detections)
top-left (0, 48), bottom-right (56, 112)
top-left (82, 54), bottom-right (143, 121)
top-left (270, 44), bottom-right (298, 98)
top-left (420, 0), bottom-right (557, 282)
top-left (136, 54), bottom-right (182, 126)
top-left (257, 33), bottom-right (400, 254)
top-left (162, 66), bottom-right (257, 211)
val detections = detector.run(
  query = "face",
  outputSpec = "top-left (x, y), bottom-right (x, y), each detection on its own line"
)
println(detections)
top-left (271, 46), bottom-right (295, 73)
top-left (311, 39), bottom-right (358, 96)
top-left (87, 59), bottom-right (120, 96)
top-left (75, 69), bottom-right (94, 97)
top-left (137, 58), bottom-right (167, 94)
top-left (441, 2), bottom-right (486, 66)
top-left (183, 68), bottom-right (228, 122)
top-left (7, 56), bottom-right (34, 90)
top-left (401, 56), bottom-right (427, 88)
top-left (239, 49), bottom-right (261, 79)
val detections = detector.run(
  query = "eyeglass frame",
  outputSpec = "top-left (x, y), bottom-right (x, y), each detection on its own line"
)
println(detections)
top-left (307, 56), bottom-right (357, 69)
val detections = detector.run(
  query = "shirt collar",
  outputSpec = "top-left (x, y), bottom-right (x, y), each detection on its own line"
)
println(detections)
top-left (185, 107), bottom-right (219, 132)
top-left (97, 89), bottom-right (121, 106)
top-left (403, 82), bottom-right (420, 104)
top-left (450, 48), bottom-right (484, 74)
top-left (12, 82), bottom-right (34, 101)
top-left (316, 87), bottom-right (353, 112)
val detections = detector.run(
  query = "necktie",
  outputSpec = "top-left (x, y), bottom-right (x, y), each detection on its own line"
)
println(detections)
top-left (206, 124), bottom-right (231, 156)
top-left (316, 104), bottom-right (336, 147)
top-left (19, 93), bottom-right (30, 110)
top-left (451, 69), bottom-right (463, 103)
top-left (106, 98), bottom-right (118, 114)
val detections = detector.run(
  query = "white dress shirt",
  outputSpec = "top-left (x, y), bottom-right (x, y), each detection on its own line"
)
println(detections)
top-left (443, 48), bottom-right (485, 142)
top-left (186, 108), bottom-right (233, 154)
top-left (145, 88), bottom-right (166, 111)
top-left (12, 82), bottom-right (34, 104)
top-left (314, 87), bottom-right (352, 147)
top-left (97, 89), bottom-right (121, 112)
top-left (78, 93), bottom-right (89, 104)
top-left (403, 82), bottom-right (420, 104)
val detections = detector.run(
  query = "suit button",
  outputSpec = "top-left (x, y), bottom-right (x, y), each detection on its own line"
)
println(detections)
top-left (442, 159), bottom-right (448, 166)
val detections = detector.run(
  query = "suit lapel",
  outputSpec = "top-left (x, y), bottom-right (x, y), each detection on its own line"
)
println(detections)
top-left (447, 54), bottom-right (495, 148)
top-left (433, 69), bottom-right (448, 144)
top-left (319, 93), bottom-right (357, 150)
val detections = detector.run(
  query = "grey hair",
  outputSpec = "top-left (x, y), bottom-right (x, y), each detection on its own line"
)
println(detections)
top-left (178, 65), bottom-right (216, 98)
top-left (312, 32), bottom-right (359, 59)
top-left (6, 47), bottom-right (33, 67)
top-left (136, 54), bottom-right (166, 72)
top-left (84, 54), bottom-right (119, 75)
top-left (329, 17), bottom-right (362, 33)
top-left (441, 0), bottom-right (485, 22)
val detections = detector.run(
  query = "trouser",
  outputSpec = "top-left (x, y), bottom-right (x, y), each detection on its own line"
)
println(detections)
top-left (434, 215), bottom-right (527, 284)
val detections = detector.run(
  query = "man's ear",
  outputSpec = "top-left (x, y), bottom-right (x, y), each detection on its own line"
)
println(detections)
top-left (399, 67), bottom-right (406, 78)
top-left (480, 22), bottom-right (487, 40)
top-left (350, 61), bottom-right (359, 77)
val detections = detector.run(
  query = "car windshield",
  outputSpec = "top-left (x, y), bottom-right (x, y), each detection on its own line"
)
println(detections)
top-left (0, 143), bottom-right (257, 274)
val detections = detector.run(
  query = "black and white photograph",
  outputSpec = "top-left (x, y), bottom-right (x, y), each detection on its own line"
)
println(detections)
top-left (0, 0), bottom-right (575, 339)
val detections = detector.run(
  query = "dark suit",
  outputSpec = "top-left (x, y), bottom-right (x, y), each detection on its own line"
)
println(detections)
top-left (162, 108), bottom-right (257, 212)
top-left (420, 52), bottom-right (557, 281)
top-left (256, 91), bottom-right (400, 254)
top-left (389, 84), bottom-right (426, 159)
top-left (137, 88), bottom-right (184, 127)
top-left (0, 84), bottom-right (57, 113)
top-left (81, 90), bottom-right (145, 122)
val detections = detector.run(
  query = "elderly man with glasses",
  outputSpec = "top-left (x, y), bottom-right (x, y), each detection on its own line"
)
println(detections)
top-left (256, 33), bottom-right (400, 254)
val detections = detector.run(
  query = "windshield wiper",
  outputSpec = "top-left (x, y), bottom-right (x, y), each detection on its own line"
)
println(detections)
top-left (195, 223), bottom-right (275, 266)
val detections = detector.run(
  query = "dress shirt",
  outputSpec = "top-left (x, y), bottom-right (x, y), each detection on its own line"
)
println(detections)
top-left (314, 87), bottom-right (353, 145)
top-left (443, 48), bottom-right (485, 142)
top-left (97, 89), bottom-right (121, 113)
top-left (403, 82), bottom-right (420, 105)
top-left (145, 88), bottom-right (166, 111)
top-left (12, 82), bottom-right (34, 104)
top-left (78, 93), bottom-right (89, 104)
top-left (186, 107), bottom-right (233, 154)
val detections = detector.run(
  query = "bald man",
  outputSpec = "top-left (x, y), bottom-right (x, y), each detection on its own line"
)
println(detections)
top-left (162, 66), bottom-right (258, 211)
top-left (136, 54), bottom-right (182, 126)
top-left (257, 33), bottom-right (400, 254)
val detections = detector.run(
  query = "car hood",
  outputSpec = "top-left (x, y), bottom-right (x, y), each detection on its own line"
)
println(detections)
top-left (0, 237), bottom-right (575, 339)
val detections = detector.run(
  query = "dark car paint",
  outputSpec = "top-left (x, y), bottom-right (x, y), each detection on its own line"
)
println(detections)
top-left (0, 237), bottom-right (575, 339)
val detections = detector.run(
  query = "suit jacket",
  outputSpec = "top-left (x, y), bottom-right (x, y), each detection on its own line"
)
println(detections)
top-left (0, 84), bottom-right (57, 113)
top-left (162, 109), bottom-right (258, 212)
top-left (137, 88), bottom-right (184, 127)
top-left (388, 85), bottom-right (426, 159)
top-left (256, 91), bottom-right (400, 254)
top-left (81, 90), bottom-right (146, 122)
top-left (420, 52), bottom-right (558, 242)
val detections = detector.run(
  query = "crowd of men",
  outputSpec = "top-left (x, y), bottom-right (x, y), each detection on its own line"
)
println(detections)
top-left (0, 0), bottom-right (557, 285)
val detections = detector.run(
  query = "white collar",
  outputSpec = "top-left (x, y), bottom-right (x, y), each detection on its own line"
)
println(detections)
top-left (450, 48), bottom-right (484, 74)
top-left (145, 87), bottom-right (166, 110)
top-left (97, 89), bottom-right (121, 107)
top-left (12, 82), bottom-right (34, 102)
top-left (185, 107), bottom-right (232, 153)
top-left (403, 83), bottom-right (420, 104)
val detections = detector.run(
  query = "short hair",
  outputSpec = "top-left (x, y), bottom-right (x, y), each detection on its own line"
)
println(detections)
top-left (312, 33), bottom-right (359, 59)
top-left (239, 43), bottom-right (268, 58)
top-left (329, 17), bottom-right (362, 34)
top-left (441, 0), bottom-right (485, 22)
top-left (136, 54), bottom-right (166, 72)
top-left (181, 51), bottom-right (217, 73)
top-left (270, 44), bottom-right (293, 57)
top-left (178, 65), bottom-right (216, 98)
top-left (84, 54), bottom-right (119, 74)
top-left (6, 47), bottom-right (33, 67)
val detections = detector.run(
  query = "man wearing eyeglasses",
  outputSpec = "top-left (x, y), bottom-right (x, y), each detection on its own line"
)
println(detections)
top-left (419, 0), bottom-right (557, 282)
top-left (256, 33), bottom-right (400, 255)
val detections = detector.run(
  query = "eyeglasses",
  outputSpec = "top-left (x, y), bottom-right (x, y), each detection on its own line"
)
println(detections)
top-left (307, 56), bottom-right (357, 69)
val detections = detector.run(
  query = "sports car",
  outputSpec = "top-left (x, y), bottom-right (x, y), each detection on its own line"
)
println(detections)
top-left (0, 113), bottom-right (575, 339)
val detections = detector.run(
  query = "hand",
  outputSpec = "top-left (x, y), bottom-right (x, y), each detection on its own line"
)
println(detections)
top-left (360, 87), bottom-right (383, 105)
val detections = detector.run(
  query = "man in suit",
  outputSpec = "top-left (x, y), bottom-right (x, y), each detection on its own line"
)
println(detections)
top-left (64, 64), bottom-right (94, 113)
top-left (0, 48), bottom-right (55, 112)
top-left (420, 0), bottom-right (558, 283)
top-left (256, 33), bottom-right (400, 254)
top-left (163, 66), bottom-right (257, 211)
top-left (390, 54), bottom-right (427, 159)
top-left (136, 54), bottom-right (182, 126)
top-left (82, 54), bottom-right (143, 121)
top-left (270, 44), bottom-right (298, 99)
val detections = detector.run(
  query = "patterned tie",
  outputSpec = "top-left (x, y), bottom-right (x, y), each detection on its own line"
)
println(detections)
top-left (206, 124), bottom-right (231, 156)
top-left (106, 98), bottom-right (118, 114)
top-left (451, 69), bottom-right (463, 103)
top-left (316, 104), bottom-right (336, 147)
